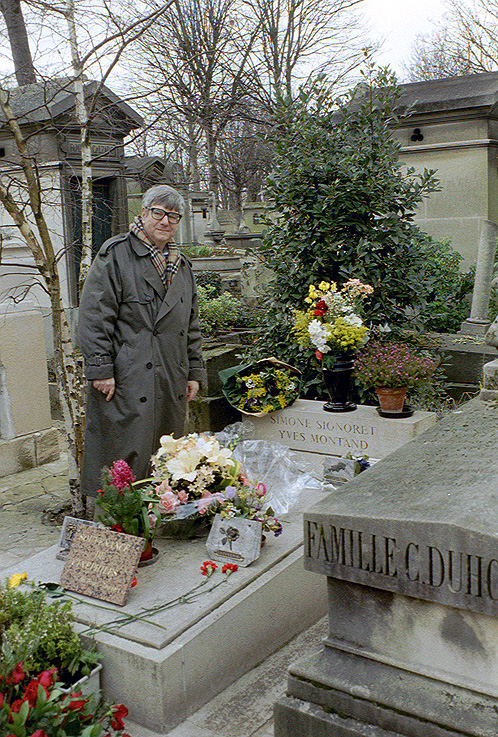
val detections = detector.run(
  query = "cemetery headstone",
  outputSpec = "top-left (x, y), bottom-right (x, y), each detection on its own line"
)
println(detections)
top-left (250, 399), bottom-right (436, 476)
top-left (274, 398), bottom-right (498, 737)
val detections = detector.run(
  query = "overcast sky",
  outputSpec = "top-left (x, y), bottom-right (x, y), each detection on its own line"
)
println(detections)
top-left (362, 0), bottom-right (447, 79)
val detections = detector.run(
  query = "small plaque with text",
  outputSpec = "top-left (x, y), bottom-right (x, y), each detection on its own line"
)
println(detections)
top-left (60, 526), bottom-right (144, 606)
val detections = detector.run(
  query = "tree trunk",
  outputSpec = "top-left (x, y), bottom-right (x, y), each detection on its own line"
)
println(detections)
top-left (205, 123), bottom-right (220, 206)
top-left (64, 0), bottom-right (93, 294)
top-left (188, 121), bottom-right (201, 189)
top-left (0, 0), bottom-right (36, 85)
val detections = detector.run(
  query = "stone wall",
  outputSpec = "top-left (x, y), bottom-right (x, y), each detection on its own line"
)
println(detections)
top-left (0, 302), bottom-right (59, 476)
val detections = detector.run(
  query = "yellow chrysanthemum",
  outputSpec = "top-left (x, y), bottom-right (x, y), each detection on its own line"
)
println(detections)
top-left (8, 571), bottom-right (27, 588)
top-left (293, 310), bottom-right (313, 346)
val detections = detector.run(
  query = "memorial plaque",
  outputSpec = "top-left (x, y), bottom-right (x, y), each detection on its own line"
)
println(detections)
top-left (250, 399), bottom-right (436, 460)
top-left (206, 514), bottom-right (263, 567)
top-left (60, 526), bottom-right (144, 606)
top-left (57, 517), bottom-right (98, 560)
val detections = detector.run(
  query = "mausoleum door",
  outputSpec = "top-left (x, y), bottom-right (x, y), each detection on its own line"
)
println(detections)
top-left (69, 177), bottom-right (113, 297)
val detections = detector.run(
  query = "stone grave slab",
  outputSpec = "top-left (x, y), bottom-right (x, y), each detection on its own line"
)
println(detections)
top-left (6, 485), bottom-right (328, 733)
top-left (275, 399), bottom-right (498, 737)
top-left (250, 399), bottom-right (436, 475)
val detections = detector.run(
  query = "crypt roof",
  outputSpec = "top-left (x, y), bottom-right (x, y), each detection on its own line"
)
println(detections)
top-left (0, 78), bottom-right (143, 134)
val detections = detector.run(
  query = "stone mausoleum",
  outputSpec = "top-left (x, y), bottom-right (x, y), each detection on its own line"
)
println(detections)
top-left (0, 78), bottom-right (142, 317)
top-left (395, 71), bottom-right (498, 267)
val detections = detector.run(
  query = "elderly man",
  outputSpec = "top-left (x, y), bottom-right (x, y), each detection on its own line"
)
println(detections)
top-left (78, 184), bottom-right (205, 499)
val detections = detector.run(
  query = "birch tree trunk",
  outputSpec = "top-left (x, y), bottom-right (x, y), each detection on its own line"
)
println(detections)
top-left (205, 122), bottom-right (219, 206)
top-left (65, 0), bottom-right (93, 294)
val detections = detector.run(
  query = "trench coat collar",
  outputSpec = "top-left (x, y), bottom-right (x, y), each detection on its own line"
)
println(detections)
top-left (129, 232), bottom-right (166, 299)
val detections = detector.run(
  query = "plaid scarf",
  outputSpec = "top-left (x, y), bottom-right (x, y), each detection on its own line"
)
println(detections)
top-left (130, 216), bottom-right (181, 289)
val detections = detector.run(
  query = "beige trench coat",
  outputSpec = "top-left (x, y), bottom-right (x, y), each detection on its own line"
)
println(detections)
top-left (78, 232), bottom-right (205, 497)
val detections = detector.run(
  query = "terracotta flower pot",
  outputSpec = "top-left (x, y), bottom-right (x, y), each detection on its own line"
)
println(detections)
top-left (140, 539), bottom-right (154, 561)
top-left (375, 386), bottom-right (408, 414)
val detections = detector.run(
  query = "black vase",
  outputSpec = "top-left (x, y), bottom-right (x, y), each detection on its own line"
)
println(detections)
top-left (323, 355), bottom-right (356, 412)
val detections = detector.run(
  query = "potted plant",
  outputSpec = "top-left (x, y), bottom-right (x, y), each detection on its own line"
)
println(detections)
top-left (0, 648), bottom-right (130, 737)
top-left (96, 460), bottom-right (162, 562)
top-left (293, 279), bottom-right (372, 412)
top-left (355, 341), bottom-right (437, 414)
top-left (1, 576), bottom-right (100, 691)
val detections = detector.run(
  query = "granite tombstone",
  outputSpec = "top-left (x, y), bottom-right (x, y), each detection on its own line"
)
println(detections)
top-left (60, 526), bottom-right (144, 606)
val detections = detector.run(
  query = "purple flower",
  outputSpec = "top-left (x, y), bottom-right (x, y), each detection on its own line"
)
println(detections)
top-left (223, 486), bottom-right (238, 500)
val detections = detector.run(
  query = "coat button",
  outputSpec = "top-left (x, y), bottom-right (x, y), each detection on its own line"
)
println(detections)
top-left (180, 330), bottom-right (185, 336)
top-left (178, 393), bottom-right (184, 400)
top-left (152, 329), bottom-right (158, 336)
top-left (146, 362), bottom-right (153, 369)
top-left (140, 396), bottom-right (147, 403)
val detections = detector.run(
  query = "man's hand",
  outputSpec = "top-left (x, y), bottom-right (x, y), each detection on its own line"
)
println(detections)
top-left (93, 377), bottom-right (115, 401)
top-left (186, 380), bottom-right (200, 402)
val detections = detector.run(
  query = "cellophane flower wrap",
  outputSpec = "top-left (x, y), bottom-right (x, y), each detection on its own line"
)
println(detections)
top-left (354, 341), bottom-right (437, 389)
top-left (294, 279), bottom-right (372, 368)
top-left (146, 433), bottom-right (282, 535)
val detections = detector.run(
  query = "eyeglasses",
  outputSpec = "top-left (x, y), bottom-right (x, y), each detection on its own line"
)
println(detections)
top-left (147, 208), bottom-right (182, 224)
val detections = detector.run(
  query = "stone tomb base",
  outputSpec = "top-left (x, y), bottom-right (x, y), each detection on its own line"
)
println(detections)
top-left (275, 399), bottom-right (498, 737)
top-left (0, 427), bottom-right (59, 477)
top-left (7, 488), bottom-right (328, 733)
top-left (275, 578), bottom-right (498, 737)
top-left (250, 400), bottom-right (436, 475)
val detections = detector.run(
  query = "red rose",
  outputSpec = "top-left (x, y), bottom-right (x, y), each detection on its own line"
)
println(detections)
top-left (30, 731), bottom-right (49, 737)
top-left (64, 692), bottom-right (88, 712)
top-left (131, 576), bottom-right (137, 588)
top-left (0, 693), bottom-right (4, 707)
top-left (23, 680), bottom-right (43, 707)
top-left (313, 300), bottom-right (328, 316)
top-left (7, 662), bottom-right (25, 685)
top-left (9, 699), bottom-right (27, 721)
top-left (110, 704), bottom-right (128, 730)
top-left (37, 668), bottom-right (57, 691)
top-left (222, 563), bottom-right (238, 575)
top-left (315, 350), bottom-right (323, 361)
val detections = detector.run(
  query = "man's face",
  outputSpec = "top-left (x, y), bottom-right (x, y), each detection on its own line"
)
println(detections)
top-left (141, 205), bottom-right (181, 249)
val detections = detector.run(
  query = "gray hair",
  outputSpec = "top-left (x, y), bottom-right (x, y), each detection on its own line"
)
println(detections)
top-left (142, 185), bottom-right (185, 216)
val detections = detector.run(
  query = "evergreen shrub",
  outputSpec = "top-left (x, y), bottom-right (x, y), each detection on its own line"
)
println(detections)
top-left (251, 67), bottom-right (468, 396)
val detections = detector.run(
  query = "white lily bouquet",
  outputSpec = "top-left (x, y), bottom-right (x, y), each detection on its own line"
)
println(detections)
top-left (143, 433), bottom-right (283, 539)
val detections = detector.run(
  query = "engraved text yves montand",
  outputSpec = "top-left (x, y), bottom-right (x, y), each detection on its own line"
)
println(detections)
top-left (270, 414), bottom-right (373, 452)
